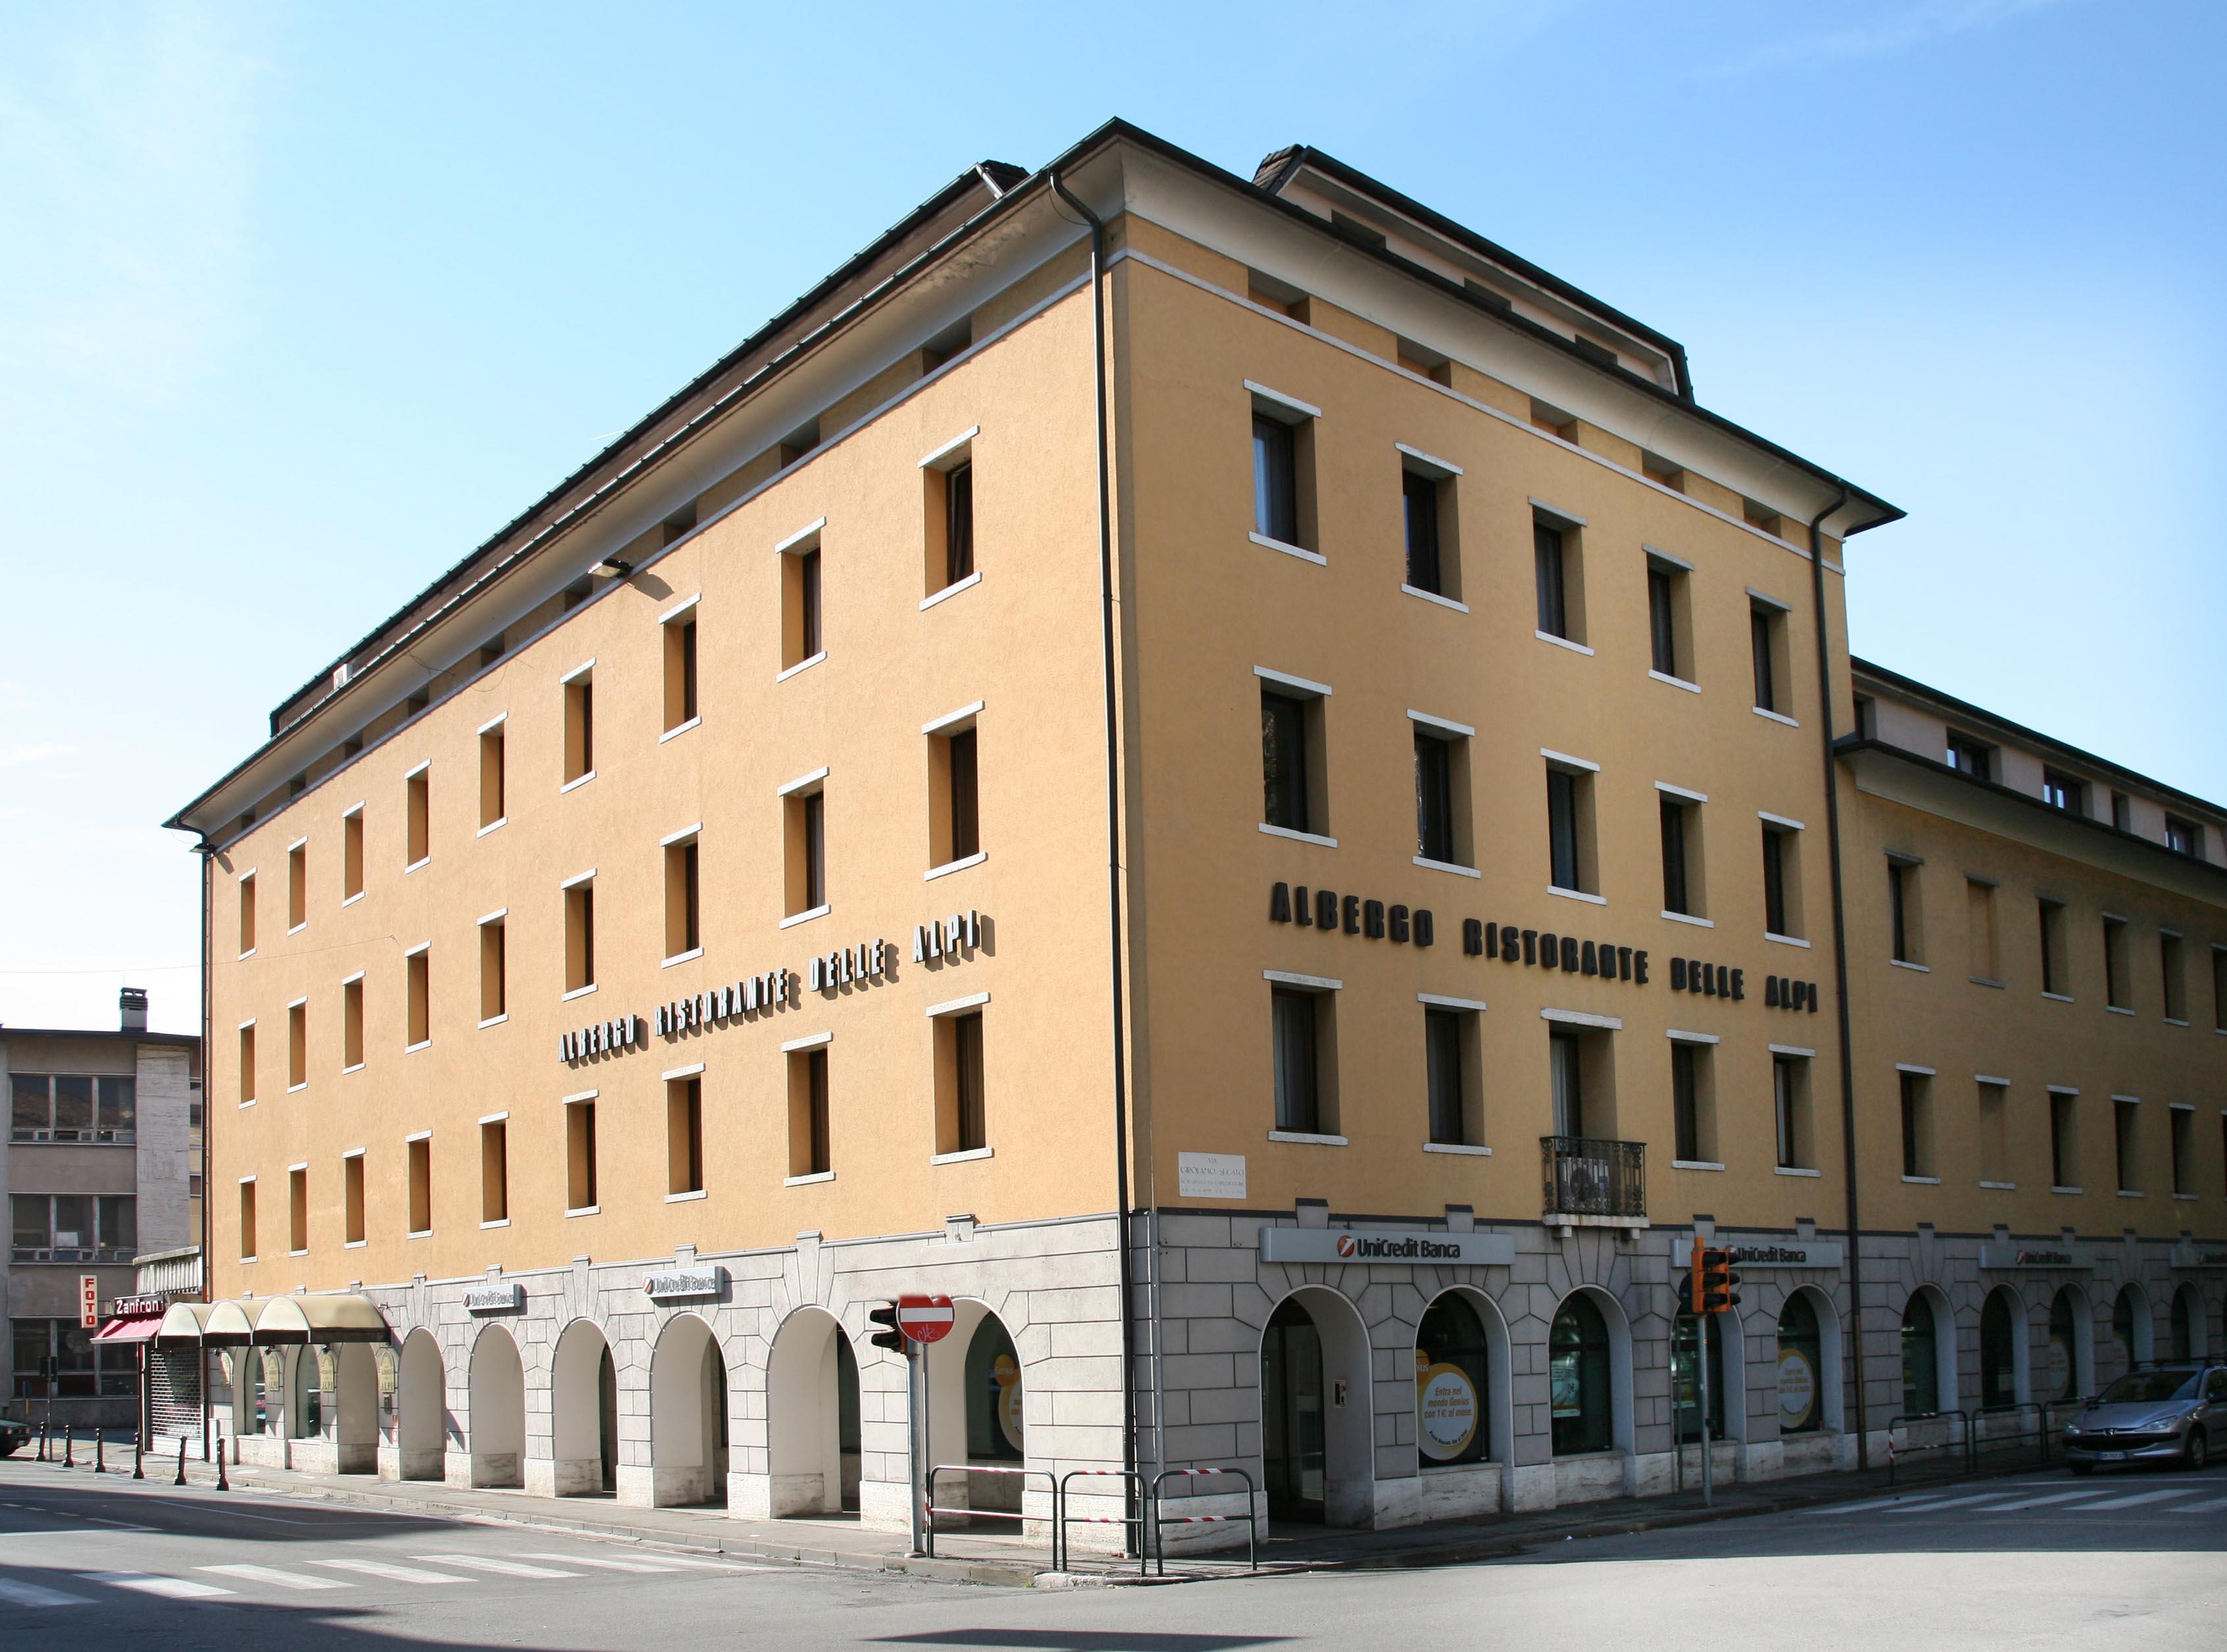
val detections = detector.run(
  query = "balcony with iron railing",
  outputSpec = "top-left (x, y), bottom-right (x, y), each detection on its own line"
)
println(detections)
top-left (1541, 1136), bottom-right (1648, 1228)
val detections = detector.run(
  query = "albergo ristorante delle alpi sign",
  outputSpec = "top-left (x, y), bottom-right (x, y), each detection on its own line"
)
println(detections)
top-left (1267, 880), bottom-right (1819, 1012)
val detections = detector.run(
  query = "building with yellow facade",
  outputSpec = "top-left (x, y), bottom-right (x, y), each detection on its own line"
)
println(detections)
top-left (162, 120), bottom-right (2224, 1540)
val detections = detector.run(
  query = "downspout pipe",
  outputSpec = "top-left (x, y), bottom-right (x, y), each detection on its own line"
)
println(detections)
top-left (1047, 168), bottom-right (1140, 1536)
top-left (196, 838), bottom-right (215, 1460)
top-left (1805, 489), bottom-right (1868, 1469)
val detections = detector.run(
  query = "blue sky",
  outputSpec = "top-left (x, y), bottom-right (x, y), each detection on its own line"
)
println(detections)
top-left (2, 0), bottom-right (2220, 1034)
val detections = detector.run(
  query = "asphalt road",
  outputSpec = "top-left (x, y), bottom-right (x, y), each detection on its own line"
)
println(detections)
top-left (1, 1458), bottom-right (2221, 1651)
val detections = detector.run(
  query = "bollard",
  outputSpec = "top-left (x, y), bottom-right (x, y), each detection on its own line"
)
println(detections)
top-left (174, 1434), bottom-right (188, 1488)
top-left (94, 1430), bottom-right (106, 1474)
top-left (63, 1425), bottom-right (75, 1470)
top-left (133, 1428), bottom-right (144, 1480)
top-left (36, 1422), bottom-right (47, 1464)
top-left (215, 1444), bottom-right (229, 1492)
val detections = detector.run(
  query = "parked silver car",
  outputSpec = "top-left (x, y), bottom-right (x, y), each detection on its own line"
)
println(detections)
top-left (2062, 1364), bottom-right (2227, 1472)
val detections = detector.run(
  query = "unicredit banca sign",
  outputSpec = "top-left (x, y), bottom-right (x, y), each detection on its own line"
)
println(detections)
top-left (1258, 1226), bottom-right (1515, 1266)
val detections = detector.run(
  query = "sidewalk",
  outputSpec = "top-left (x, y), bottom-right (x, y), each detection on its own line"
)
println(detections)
top-left (21, 1441), bottom-right (2039, 1589)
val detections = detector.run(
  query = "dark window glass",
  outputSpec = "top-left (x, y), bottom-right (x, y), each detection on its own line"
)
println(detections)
top-left (1415, 1295), bottom-right (1491, 1465)
top-left (1778, 1294), bottom-right (1824, 1433)
top-left (1252, 416), bottom-right (1296, 544)
top-left (1262, 691), bottom-right (1310, 834)
top-left (1415, 734), bottom-right (1454, 863)
top-left (678, 620), bottom-right (698, 723)
top-left (1547, 770), bottom-right (1580, 891)
top-left (1902, 1295), bottom-right (1941, 1415)
top-left (1888, 863), bottom-right (1911, 962)
top-left (2039, 900), bottom-right (2062, 994)
top-left (1402, 470), bottom-right (1441, 593)
top-left (949, 730), bottom-right (981, 860)
top-left (2050, 1093), bottom-right (2074, 1187)
top-left (10, 1076), bottom-right (47, 1138)
top-left (806, 1051), bottom-right (830, 1177)
top-left (52, 1076), bottom-right (91, 1134)
top-left (1549, 1294), bottom-right (1612, 1455)
top-left (2114, 1100), bottom-right (2137, 1192)
top-left (1774, 1057), bottom-right (1801, 1168)
top-left (1901, 1072), bottom-right (1924, 1178)
top-left (1550, 1030), bottom-right (1583, 1139)
top-left (2166, 815), bottom-right (2201, 858)
top-left (1762, 830), bottom-right (1789, 936)
top-left (1660, 798), bottom-right (1690, 916)
top-left (1671, 1043), bottom-right (1701, 1163)
top-left (2041, 768), bottom-right (2082, 812)
top-left (953, 1013), bottom-right (986, 1153)
top-left (1751, 607), bottom-right (1776, 711)
top-left (1533, 522), bottom-right (1566, 637)
top-left (1647, 566), bottom-right (1677, 677)
top-left (99, 1077), bottom-right (135, 1136)
top-left (799, 548), bottom-right (823, 657)
top-left (1980, 1291), bottom-right (2018, 1411)
top-left (578, 681), bottom-right (594, 774)
top-left (680, 843), bottom-right (700, 953)
top-left (963, 1314), bottom-right (1023, 1461)
top-left (1424, 1009), bottom-right (1465, 1145)
top-left (944, 462), bottom-right (975, 586)
top-left (1671, 1310), bottom-right (1726, 1439)
top-left (1946, 734), bottom-right (1993, 780)
top-left (1272, 989), bottom-right (1319, 1134)
top-left (803, 792), bottom-right (826, 911)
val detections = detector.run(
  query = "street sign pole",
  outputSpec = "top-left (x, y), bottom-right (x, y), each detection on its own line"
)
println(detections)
top-left (910, 1343), bottom-right (931, 1557)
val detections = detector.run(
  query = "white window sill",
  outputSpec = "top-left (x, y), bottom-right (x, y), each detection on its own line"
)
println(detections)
top-left (289, 1249), bottom-right (309, 1259)
top-left (775, 651), bottom-right (827, 682)
top-left (1889, 959), bottom-right (1930, 972)
top-left (931, 1147), bottom-right (994, 1166)
top-left (925, 851), bottom-right (988, 882)
top-left (239, 948), bottom-right (257, 961)
top-left (921, 571), bottom-right (983, 610)
top-left (288, 922), bottom-right (307, 938)
top-left (1267, 1130), bottom-right (1347, 1147)
top-left (780, 903), bottom-right (831, 930)
top-left (1753, 707), bottom-right (1799, 728)
top-left (344, 1239), bottom-right (367, 1250)
top-left (476, 817), bottom-right (507, 838)
top-left (1978, 1181), bottom-right (2016, 1191)
top-left (478, 1013), bottom-right (508, 1030)
top-left (1766, 932), bottom-right (1811, 949)
top-left (407, 1229), bottom-right (433, 1240)
top-left (342, 890), bottom-right (367, 907)
top-left (1969, 975), bottom-right (2003, 988)
top-left (1901, 1174), bottom-right (1941, 1185)
top-left (239, 1255), bottom-right (257, 1265)
top-left (663, 947), bottom-right (705, 968)
top-left (659, 715), bottom-right (702, 745)
top-left (288, 1082), bottom-right (308, 1095)
top-left (1547, 885), bottom-right (1606, 905)
top-left (2106, 1005), bottom-right (2135, 1016)
top-left (1260, 823), bottom-right (1338, 848)
top-left (1414, 855), bottom-right (1481, 880)
top-left (341, 1062), bottom-right (365, 1076)
top-left (1672, 1160), bottom-right (1726, 1172)
top-left (1400, 584), bottom-right (1468, 613)
top-left (1249, 531), bottom-right (1325, 565)
top-left (1649, 670), bottom-right (1701, 695)
top-left (565, 1206), bottom-right (600, 1219)
top-left (784, 1170), bottom-right (836, 1187)
top-left (405, 1039), bottom-right (432, 1054)
top-left (665, 1189), bottom-right (707, 1203)
top-left (2172, 1191), bottom-right (2199, 1201)
top-left (239, 1098), bottom-right (257, 1109)
top-left (479, 1218), bottom-right (509, 1230)
top-left (561, 983), bottom-right (599, 1002)
top-left (1774, 1166), bottom-right (1823, 1178)
top-left (404, 856), bottom-right (430, 874)
top-left (1662, 910), bottom-right (1713, 928)
top-left (1422, 1141), bottom-right (1491, 1157)
top-left (2041, 991), bottom-right (2075, 1003)
top-left (2116, 1189), bottom-right (2146, 1198)
top-left (1535, 630), bottom-right (1594, 656)
top-left (560, 770), bottom-right (596, 794)
top-left (2164, 1017), bottom-right (2191, 1027)
top-left (2050, 1185), bottom-right (2084, 1195)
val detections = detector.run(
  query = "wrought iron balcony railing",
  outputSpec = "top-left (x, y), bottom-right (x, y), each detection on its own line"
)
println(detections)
top-left (1541, 1135), bottom-right (1647, 1222)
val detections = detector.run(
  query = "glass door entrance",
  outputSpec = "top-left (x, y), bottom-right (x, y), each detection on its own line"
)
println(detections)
top-left (1261, 1301), bottom-right (1326, 1520)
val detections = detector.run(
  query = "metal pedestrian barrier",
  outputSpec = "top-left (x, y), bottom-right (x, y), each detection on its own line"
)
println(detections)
top-left (921, 1464), bottom-right (1056, 1559)
top-left (1885, 1409), bottom-right (1973, 1486)
top-left (1149, 1466), bottom-right (1258, 1576)
top-left (1054, 1469), bottom-right (1149, 1574)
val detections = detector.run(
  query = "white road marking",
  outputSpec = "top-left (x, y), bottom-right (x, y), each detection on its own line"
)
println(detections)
top-left (78, 1571), bottom-right (236, 1599)
top-left (2074, 1486), bottom-right (2211, 1511)
top-left (0, 1577), bottom-right (93, 1608)
top-left (315, 1557), bottom-right (471, 1584)
top-left (199, 1563), bottom-right (353, 1590)
top-left (2171, 1494), bottom-right (2227, 1513)
top-left (413, 1553), bottom-right (582, 1578)
top-left (1990, 1488), bottom-right (2122, 1512)
top-left (0, 1530), bottom-right (107, 1538)
top-left (517, 1549), bottom-right (766, 1573)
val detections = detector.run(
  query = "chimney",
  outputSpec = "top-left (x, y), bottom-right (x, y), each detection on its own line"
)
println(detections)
top-left (119, 987), bottom-right (147, 1033)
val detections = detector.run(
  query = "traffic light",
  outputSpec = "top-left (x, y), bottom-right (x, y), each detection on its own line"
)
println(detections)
top-left (867, 1303), bottom-right (906, 1353)
top-left (1692, 1245), bottom-right (1741, 1314)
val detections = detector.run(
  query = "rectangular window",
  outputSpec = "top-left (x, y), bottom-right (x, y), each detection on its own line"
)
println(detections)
top-left (479, 916), bottom-right (506, 1021)
top-left (2112, 790), bottom-right (2133, 831)
top-left (1401, 466), bottom-right (1458, 597)
top-left (342, 976), bottom-right (364, 1068)
top-left (1260, 686), bottom-right (1323, 836)
top-left (2214, 947), bottom-right (2227, 1032)
top-left (1414, 725), bottom-right (1471, 867)
top-left (343, 1153), bottom-right (365, 1245)
top-left (1271, 988), bottom-right (1332, 1136)
top-left (407, 1136), bottom-right (432, 1234)
top-left (288, 841), bottom-right (307, 930)
top-left (1423, 1005), bottom-right (1480, 1147)
top-left (1899, 1071), bottom-right (1933, 1178)
top-left (1647, 557), bottom-right (1689, 680)
top-left (1945, 734), bottom-right (1996, 781)
top-left (934, 1011), bottom-right (988, 1154)
top-left (2166, 814), bottom-right (2202, 858)
top-left (403, 767), bottom-right (430, 866)
top-left (2114, 1098), bottom-right (2139, 1193)
top-left (784, 784), bottom-right (827, 916)
top-left (10, 1076), bottom-right (133, 1145)
top-left (1977, 1081), bottom-right (2009, 1184)
top-left (1670, 1040), bottom-right (1714, 1163)
top-left (479, 724), bottom-right (505, 828)
top-left (238, 1023), bottom-right (257, 1104)
top-left (2161, 932), bottom-right (2186, 1020)
top-left (1659, 794), bottom-right (1701, 918)
top-left (2041, 767), bottom-right (2085, 813)
top-left (10, 1193), bottom-right (133, 1262)
top-left (1252, 414), bottom-right (1300, 547)
top-left (1965, 877), bottom-right (1999, 982)
top-left (663, 611), bottom-right (699, 732)
top-left (1774, 1055), bottom-right (1810, 1170)
top-left (2103, 916), bottom-right (2130, 1009)
top-left (288, 1000), bottom-right (308, 1088)
top-left (2170, 1106), bottom-right (2193, 1197)
top-left (238, 872), bottom-right (257, 955)
top-left (563, 671), bottom-right (595, 785)
top-left (788, 1048), bottom-right (831, 1178)
top-left (2049, 1091), bottom-right (2078, 1188)
top-left (1549, 1029), bottom-right (1587, 1138)
top-left (1546, 762), bottom-right (1597, 895)
top-left (565, 879), bottom-right (596, 992)
top-left (667, 1076), bottom-right (704, 1195)
top-left (2039, 899), bottom-right (2067, 995)
top-left (1750, 601), bottom-right (1787, 714)
top-left (1888, 859), bottom-right (1922, 964)
top-left (480, 1120), bottom-right (507, 1224)
top-left (405, 948), bottom-right (430, 1047)
top-left (943, 461), bottom-right (974, 586)
top-left (783, 534), bottom-right (824, 668)
top-left (343, 807), bottom-right (365, 897)
top-left (1762, 825), bottom-right (1803, 939)
top-left (665, 835), bottom-right (702, 958)
top-left (1534, 518), bottom-right (1582, 641)
top-left (928, 720), bottom-right (982, 868)
top-left (567, 1101), bottom-right (598, 1211)
top-left (238, 1180), bottom-right (257, 1260)
top-left (289, 1166), bottom-right (309, 1253)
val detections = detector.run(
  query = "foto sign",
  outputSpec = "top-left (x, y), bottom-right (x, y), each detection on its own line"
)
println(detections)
top-left (78, 1275), bottom-right (99, 1329)
top-left (896, 1294), bottom-right (954, 1343)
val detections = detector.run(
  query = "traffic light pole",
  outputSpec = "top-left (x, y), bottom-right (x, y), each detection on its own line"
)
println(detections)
top-left (1698, 1324), bottom-right (1713, 1509)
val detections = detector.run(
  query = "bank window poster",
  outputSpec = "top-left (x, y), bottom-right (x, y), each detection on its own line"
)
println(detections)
top-left (1414, 1295), bottom-right (1491, 1464)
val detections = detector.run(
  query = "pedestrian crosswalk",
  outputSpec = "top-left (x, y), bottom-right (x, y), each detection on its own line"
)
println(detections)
top-left (1809, 1477), bottom-right (2227, 1521)
top-left (0, 1546), bottom-right (770, 1608)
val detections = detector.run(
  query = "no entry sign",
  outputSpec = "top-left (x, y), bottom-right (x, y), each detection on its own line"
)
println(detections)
top-left (896, 1294), bottom-right (954, 1343)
